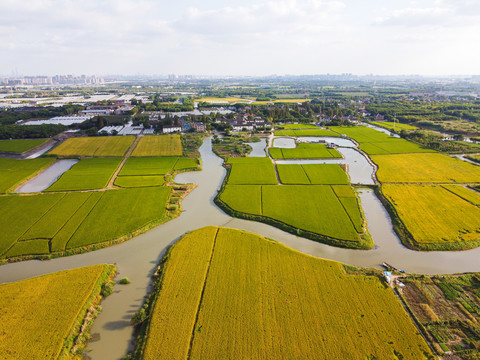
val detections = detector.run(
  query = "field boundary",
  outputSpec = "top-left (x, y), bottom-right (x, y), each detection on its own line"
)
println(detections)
top-left (107, 135), bottom-right (141, 189)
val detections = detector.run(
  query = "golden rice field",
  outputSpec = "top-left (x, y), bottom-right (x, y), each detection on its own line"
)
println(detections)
top-left (382, 184), bottom-right (480, 247)
top-left (0, 264), bottom-right (116, 359)
top-left (196, 97), bottom-right (251, 104)
top-left (48, 136), bottom-right (134, 157)
top-left (132, 135), bottom-right (182, 156)
top-left (140, 227), bottom-right (434, 360)
top-left (372, 153), bottom-right (480, 183)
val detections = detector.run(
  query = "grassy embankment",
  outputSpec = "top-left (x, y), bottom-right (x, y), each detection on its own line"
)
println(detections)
top-left (216, 157), bottom-right (372, 249)
top-left (132, 227), bottom-right (434, 360)
top-left (0, 264), bottom-right (116, 359)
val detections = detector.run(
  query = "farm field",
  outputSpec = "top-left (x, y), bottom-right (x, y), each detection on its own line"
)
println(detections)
top-left (49, 136), bottom-right (134, 157)
top-left (139, 227), bottom-right (433, 360)
top-left (382, 184), bottom-right (480, 249)
top-left (269, 143), bottom-right (341, 159)
top-left (0, 264), bottom-right (116, 359)
top-left (277, 123), bottom-right (319, 130)
top-left (132, 135), bottom-right (182, 156)
top-left (442, 185), bottom-right (480, 206)
top-left (115, 175), bottom-right (166, 188)
top-left (277, 164), bottom-right (349, 185)
top-left (274, 129), bottom-right (340, 137)
top-left (465, 154), bottom-right (480, 164)
top-left (399, 274), bottom-right (480, 357)
top-left (196, 97), bottom-right (250, 104)
top-left (0, 138), bottom-right (48, 153)
top-left (371, 121), bottom-right (418, 131)
top-left (329, 125), bottom-right (433, 154)
top-left (252, 98), bottom-right (311, 105)
top-left (220, 184), bottom-right (366, 243)
top-left (46, 157), bottom-right (121, 191)
top-left (0, 187), bottom-right (171, 259)
top-left (119, 156), bottom-right (198, 176)
top-left (226, 157), bottom-right (277, 185)
top-left (0, 157), bottom-right (55, 193)
top-left (372, 153), bottom-right (480, 183)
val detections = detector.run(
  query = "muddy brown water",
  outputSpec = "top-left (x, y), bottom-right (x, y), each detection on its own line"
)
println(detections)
top-left (1, 137), bottom-right (480, 359)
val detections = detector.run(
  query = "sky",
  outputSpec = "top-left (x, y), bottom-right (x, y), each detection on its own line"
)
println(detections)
top-left (1, 0), bottom-right (479, 76)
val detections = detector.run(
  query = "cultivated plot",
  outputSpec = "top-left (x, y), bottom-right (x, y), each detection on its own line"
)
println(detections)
top-left (140, 227), bottom-right (433, 360)
top-left (0, 138), bottom-right (48, 153)
top-left (49, 136), bottom-right (134, 157)
top-left (0, 264), bottom-right (115, 359)
top-left (226, 157), bottom-right (278, 185)
top-left (0, 187), bottom-right (171, 259)
top-left (269, 143), bottom-right (341, 159)
top-left (372, 153), bottom-right (480, 183)
top-left (382, 184), bottom-right (480, 249)
top-left (274, 129), bottom-right (340, 137)
top-left (132, 135), bottom-right (182, 156)
top-left (0, 157), bottom-right (55, 193)
top-left (277, 164), bottom-right (349, 185)
top-left (46, 157), bottom-right (121, 191)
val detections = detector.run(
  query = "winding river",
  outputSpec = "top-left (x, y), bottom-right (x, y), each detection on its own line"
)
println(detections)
top-left (1, 137), bottom-right (480, 359)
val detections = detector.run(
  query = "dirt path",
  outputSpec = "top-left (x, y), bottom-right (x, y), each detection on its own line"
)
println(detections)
top-left (106, 136), bottom-right (140, 189)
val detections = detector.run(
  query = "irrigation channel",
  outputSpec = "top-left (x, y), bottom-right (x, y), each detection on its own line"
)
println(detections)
top-left (1, 137), bottom-right (480, 359)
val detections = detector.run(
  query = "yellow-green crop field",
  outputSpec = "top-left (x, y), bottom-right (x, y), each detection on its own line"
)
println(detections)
top-left (0, 187), bottom-right (171, 259)
top-left (382, 184), bottom-right (480, 248)
top-left (277, 164), bottom-right (349, 185)
top-left (140, 227), bottom-right (433, 360)
top-left (0, 264), bottom-right (116, 359)
top-left (119, 156), bottom-right (199, 176)
top-left (49, 136), bottom-right (134, 157)
top-left (0, 138), bottom-right (48, 153)
top-left (371, 121), bottom-right (418, 131)
top-left (372, 153), bottom-right (480, 183)
top-left (0, 157), bottom-right (55, 193)
top-left (132, 135), bottom-right (182, 156)
top-left (277, 123), bottom-right (319, 130)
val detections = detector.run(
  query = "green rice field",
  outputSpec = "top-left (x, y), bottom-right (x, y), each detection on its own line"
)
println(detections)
top-left (0, 139), bottom-right (48, 153)
top-left (269, 143), bottom-right (341, 159)
top-left (371, 121), bottom-right (418, 131)
top-left (46, 158), bottom-right (121, 191)
top-left (220, 184), bottom-right (364, 242)
top-left (115, 175), bottom-right (166, 188)
top-left (274, 129), bottom-right (340, 137)
top-left (0, 187), bottom-right (171, 259)
top-left (226, 157), bottom-right (278, 185)
top-left (277, 164), bottom-right (348, 185)
top-left (328, 126), bottom-right (433, 155)
top-left (0, 157), bottom-right (55, 193)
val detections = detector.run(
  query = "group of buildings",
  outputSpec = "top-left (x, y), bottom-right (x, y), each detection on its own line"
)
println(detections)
top-left (0, 75), bottom-right (104, 86)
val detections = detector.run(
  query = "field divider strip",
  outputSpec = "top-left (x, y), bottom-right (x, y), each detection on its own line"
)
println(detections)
top-left (331, 186), bottom-right (363, 235)
top-left (301, 165), bottom-right (313, 184)
top-left (64, 192), bottom-right (106, 250)
top-left (186, 227), bottom-right (219, 360)
top-left (48, 192), bottom-right (94, 252)
top-left (106, 136), bottom-right (140, 189)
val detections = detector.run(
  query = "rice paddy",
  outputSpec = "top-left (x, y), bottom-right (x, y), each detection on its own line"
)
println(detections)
top-left (0, 264), bottom-right (116, 359)
top-left (0, 157), bottom-right (55, 193)
top-left (382, 184), bottom-right (480, 248)
top-left (139, 227), bottom-right (433, 360)
top-left (226, 157), bottom-right (278, 185)
top-left (269, 143), bottom-right (341, 159)
top-left (45, 157), bottom-right (121, 191)
top-left (274, 129), bottom-right (341, 137)
top-left (119, 156), bottom-right (198, 176)
top-left (277, 164), bottom-right (349, 184)
top-left (0, 138), bottom-right (49, 153)
top-left (372, 153), bottom-right (480, 183)
top-left (132, 135), bottom-right (182, 156)
top-left (0, 187), bottom-right (171, 259)
top-left (220, 185), bottom-right (365, 243)
top-left (48, 136), bottom-right (134, 157)
top-left (371, 121), bottom-right (418, 131)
